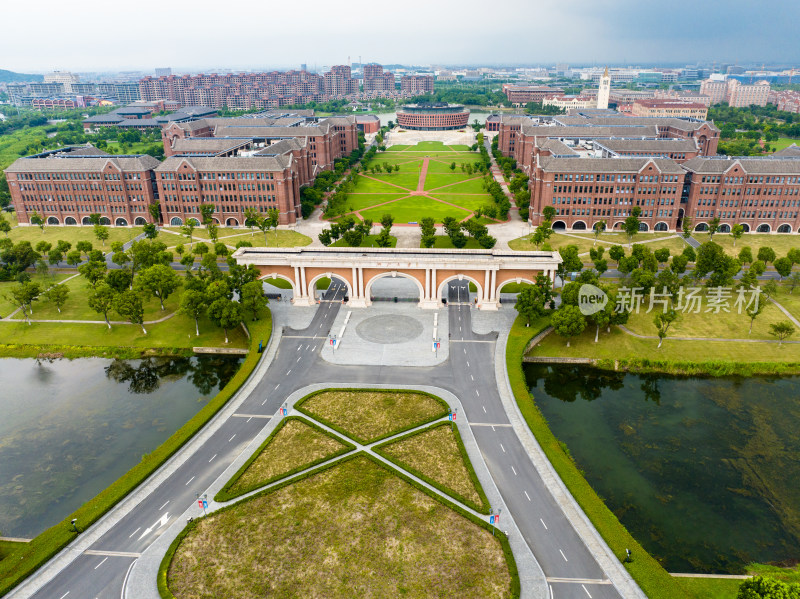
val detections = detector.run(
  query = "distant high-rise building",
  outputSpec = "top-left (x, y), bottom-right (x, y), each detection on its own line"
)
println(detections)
top-left (401, 75), bottom-right (434, 95)
top-left (155, 67), bottom-right (172, 77)
top-left (43, 71), bottom-right (79, 93)
top-left (363, 64), bottom-right (395, 93)
top-left (324, 65), bottom-right (358, 96)
top-left (596, 67), bottom-right (611, 109)
top-left (301, 63), bottom-right (307, 72)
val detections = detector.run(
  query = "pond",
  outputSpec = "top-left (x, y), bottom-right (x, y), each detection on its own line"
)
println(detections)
top-left (0, 355), bottom-right (242, 538)
top-left (524, 363), bottom-right (800, 573)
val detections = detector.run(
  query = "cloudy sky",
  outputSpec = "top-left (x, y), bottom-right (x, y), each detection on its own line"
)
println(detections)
top-left (3, 0), bottom-right (798, 73)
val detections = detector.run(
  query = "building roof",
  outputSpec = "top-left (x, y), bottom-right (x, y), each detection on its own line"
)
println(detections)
top-left (82, 113), bottom-right (124, 124)
top-left (539, 157), bottom-right (684, 174)
top-left (67, 145), bottom-right (111, 156)
top-left (5, 155), bottom-right (160, 173)
top-left (682, 156), bottom-right (800, 174)
top-left (773, 144), bottom-right (800, 158)
top-left (594, 139), bottom-right (698, 153)
top-left (553, 115), bottom-right (718, 132)
top-left (116, 106), bottom-right (153, 115)
top-left (117, 118), bottom-right (161, 127)
top-left (155, 155), bottom-right (292, 172)
top-left (171, 138), bottom-right (252, 154)
top-left (538, 139), bottom-right (579, 157)
top-left (254, 137), bottom-right (307, 156)
top-left (633, 99), bottom-right (707, 109)
top-left (522, 124), bottom-right (660, 138)
top-left (213, 125), bottom-right (329, 138)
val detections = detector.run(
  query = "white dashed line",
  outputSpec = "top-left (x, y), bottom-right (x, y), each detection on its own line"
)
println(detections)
top-left (296, 356), bottom-right (301, 362)
top-left (247, 417), bottom-right (252, 422)
top-left (275, 383), bottom-right (280, 390)
top-left (94, 557), bottom-right (108, 569)
top-left (511, 466), bottom-right (517, 476)
top-left (59, 593), bottom-right (70, 599)
top-left (463, 348), bottom-right (467, 354)
top-left (261, 398), bottom-right (268, 405)
top-left (185, 476), bottom-right (195, 486)
top-left (159, 500), bottom-right (169, 510)
top-left (470, 374), bottom-right (474, 381)
top-left (296, 346), bottom-right (301, 351)
top-left (475, 390), bottom-right (480, 397)
top-left (559, 549), bottom-right (568, 562)
top-left (500, 443), bottom-right (506, 453)
top-left (525, 491), bottom-right (531, 501)
top-left (209, 454), bottom-right (217, 463)
top-left (582, 584), bottom-right (592, 598)
top-left (540, 518), bottom-right (548, 530)
top-left (482, 405), bottom-right (487, 413)
top-left (128, 527), bottom-right (141, 538)
top-left (286, 369), bottom-right (291, 375)
top-left (228, 434), bottom-right (236, 442)
top-left (466, 361), bottom-right (469, 367)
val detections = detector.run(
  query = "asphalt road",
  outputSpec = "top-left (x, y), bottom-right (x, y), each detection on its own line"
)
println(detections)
top-left (27, 280), bottom-right (626, 599)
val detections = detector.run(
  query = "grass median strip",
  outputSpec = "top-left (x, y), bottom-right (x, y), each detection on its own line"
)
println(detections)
top-left (164, 454), bottom-right (516, 599)
top-left (375, 421), bottom-right (490, 513)
top-left (0, 310), bottom-right (272, 596)
top-left (216, 416), bottom-right (354, 501)
top-left (295, 389), bottom-right (449, 444)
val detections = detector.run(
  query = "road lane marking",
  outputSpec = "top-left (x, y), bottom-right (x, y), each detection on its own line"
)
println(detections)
top-left (128, 527), bottom-right (141, 538)
top-left (466, 361), bottom-right (469, 367)
top-left (121, 559), bottom-right (137, 599)
top-left (228, 434), bottom-right (236, 442)
top-left (247, 417), bottom-right (252, 422)
top-left (261, 398), bottom-right (268, 405)
top-left (525, 491), bottom-right (531, 501)
top-left (475, 390), bottom-right (480, 397)
top-left (511, 466), bottom-right (517, 476)
top-left (209, 454), bottom-right (217, 463)
top-left (83, 550), bottom-right (141, 558)
top-left (545, 578), bottom-right (612, 585)
top-left (94, 557), bottom-right (108, 569)
top-left (469, 423), bottom-right (512, 427)
top-left (59, 593), bottom-right (69, 599)
top-left (500, 443), bottom-right (506, 453)
top-left (559, 549), bottom-right (568, 562)
top-left (275, 384), bottom-right (280, 390)
top-left (233, 414), bottom-right (272, 419)
top-left (296, 346), bottom-right (301, 351)
top-left (540, 518), bottom-right (548, 530)
top-left (549, 585), bottom-right (553, 599)
top-left (464, 348), bottom-right (467, 354)
top-left (185, 476), bottom-right (195, 486)
top-left (470, 374), bottom-right (474, 381)
top-left (159, 501), bottom-right (169, 510)
top-left (296, 356), bottom-right (301, 362)
top-left (286, 369), bottom-right (291, 375)
top-left (582, 584), bottom-right (592, 598)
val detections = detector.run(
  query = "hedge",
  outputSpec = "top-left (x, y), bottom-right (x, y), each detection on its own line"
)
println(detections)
top-left (214, 415), bottom-right (356, 502)
top-left (0, 311), bottom-right (272, 596)
top-left (374, 420), bottom-right (491, 514)
top-left (507, 314), bottom-right (686, 599)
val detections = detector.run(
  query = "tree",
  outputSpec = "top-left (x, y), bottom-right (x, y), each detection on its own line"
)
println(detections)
top-left (42, 282), bottom-right (69, 313)
top-left (343, 230), bottom-right (363, 247)
top-left (559, 245), bottom-right (583, 275)
top-left (318, 229), bottom-right (332, 246)
top-left (380, 213), bottom-right (394, 230)
top-left (682, 216), bottom-right (693, 239)
top-left (623, 206), bottom-right (641, 243)
top-left (65, 249), bottom-right (82, 267)
top-left (181, 221), bottom-right (196, 246)
top-left (88, 213), bottom-right (102, 226)
top-left (695, 241), bottom-right (740, 287)
top-left (592, 220), bottom-right (606, 244)
top-left (514, 274), bottom-right (554, 326)
top-left (240, 280), bottom-right (268, 321)
top-left (88, 282), bottom-right (116, 329)
top-left (762, 280), bottom-right (779, 300)
top-left (746, 301), bottom-right (764, 335)
top-left (542, 206), bottom-right (556, 221)
top-left (731, 223), bottom-right (744, 246)
top-left (137, 264), bottom-right (181, 310)
top-left (736, 575), bottom-right (800, 599)
top-left (106, 268), bottom-right (133, 292)
top-left (148, 201), bottom-right (161, 225)
top-left (30, 211), bottom-right (45, 233)
top-left (551, 305), bottom-right (586, 347)
top-left (180, 288), bottom-right (207, 336)
top-left (214, 242), bottom-right (228, 257)
top-left (769, 321), bottom-right (795, 347)
top-left (531, 221), bottom-right (553, 248)
top-left (267, 208), bottom-right (280, 241)
top-left (707, 217), bottom-right (721, 241)
top-left (738, 246), bottom-right (753, 266)
top-left (0, 218), bottom-right (11, 237)
top-left (671, 254), bottom-right (689, 275)
top-left (757, 246), bottom-right (776, 266)
top-left (608, 245), bottom-right (625, 265)
top-left (787, 248), bottom-right (800, 265)
top-left (3, 282), bottom-right (40, 324)
top-left (375, 227), bottom-right (393, 248)
top-left (751, 259), bottom-right (766, 276)
top-left (654, 248), bottom-right (671, 264)
top-left (76, 240), bottom-right (93, 260)
top-left (788, 272), bottom-right (800, 294)
top-left (593, 259), bottom-right (608, 276)
top-left (654, 309), bottom-right (678, 348)
top-left (207, 298), bottom-right (243, 344)
top-left (78, 260), bottom-right (107, 289)
top-left (449, 162), bottom-right (456, 171)
top-left (114, 290), bottom-right (147, 335)
top-left (143, 223), bottom-right (158, 239)
top-left (773, 257), bottom-right (793, 280)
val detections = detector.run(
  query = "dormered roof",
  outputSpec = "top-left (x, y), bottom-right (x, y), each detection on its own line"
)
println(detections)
top-left (593, 139), bottom-right (698, 153)
top-left (155, 155), bottom-right (292, 173)
top-left (539, 157), bottom-right (684, 174)
top-left (5, 155), bottom-right (160, 173)
top-left (522, 124), bottom-right (660, 138)
top-left (682, 157), bottom-right (800, 175)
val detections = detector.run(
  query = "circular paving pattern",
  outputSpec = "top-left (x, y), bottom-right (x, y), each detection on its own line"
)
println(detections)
top-left (355, 314), bottom-right (424, 345)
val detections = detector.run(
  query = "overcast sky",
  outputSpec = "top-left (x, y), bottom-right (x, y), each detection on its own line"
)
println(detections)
top-left (3, 0), bottom-right (798, 74)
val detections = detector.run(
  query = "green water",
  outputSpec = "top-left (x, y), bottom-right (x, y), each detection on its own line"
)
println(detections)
top-left (0, 355), bottom-right (241, 538)
top-left (525, 364), bottom-right (800, 573)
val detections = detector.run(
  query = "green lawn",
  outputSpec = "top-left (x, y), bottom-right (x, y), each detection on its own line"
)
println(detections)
top-left (167, 456), bottom-right (514, 599)
top-left (428, 236), bottom-right (483, 249)
top-left (676, 577), bottom-right (742, 599)
top-left (342, 193), bottom-right (409, 212)
top-left (360, 196), bottom-right (471, 224)
top-left (774, 286), bottom-right (800, 322)
top-left (330, 234), bottom-right (397, 248)
top-left (7, 225), bottom-right (141, 249)
top-left (0, 272), bottom-right (74, 318)
top-left (233, 230), bottom-right (312, 249)
top-left (771, 138), bottom-right (800, 152)
top-left (693, 233), bottom-right (800, 260)
top-left (428, 193), bottom-right (491, 212)
top-left (362, 171), bottom-right (420, 191)
top-left (427, 177), bottom-right (487, 193)
top-left (354, 174), bottom-right (412, 194)
top-left (8, 275), bottom-right (181, 322)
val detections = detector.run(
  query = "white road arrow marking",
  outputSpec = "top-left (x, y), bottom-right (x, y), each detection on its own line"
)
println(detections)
top-left (139, 513), bottom-right (170, 540)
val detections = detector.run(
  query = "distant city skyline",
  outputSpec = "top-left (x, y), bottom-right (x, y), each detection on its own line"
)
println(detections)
top-left (2, 0), bottom-right (798, 73)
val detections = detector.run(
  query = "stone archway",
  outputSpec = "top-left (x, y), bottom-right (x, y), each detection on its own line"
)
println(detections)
top-left (46, 216), bottom-right (60, 225)
top-left (364, 271), bottom-right (425, 306)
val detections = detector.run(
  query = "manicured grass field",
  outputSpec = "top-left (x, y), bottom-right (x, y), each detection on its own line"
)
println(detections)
top-left (360, 197), bottom-right (471, 224)
top-left (353, 174), bottom-right (411, 194)
top-left (427, 177), bottom-right (487, 193)
top-left (296, 389), bottom-right (448, 444)
top-left (770, 138), bottom-right (800, 152)
top-left (675, 577), bottom-right (742, 599)
top-left (428, 236), bottom-right (483, 249)
top-left (774, 286), bottom-right (800, 321)
top-left (509, 232), bottom-right (688, 258)
top-left (232, 230), bottom-right (312, 248)
top-left (330, 234), bottom-right (398, 248)
top-left (167, 456), bottom-right (513, 599)
top-left (0, 272), bottom-right (74, 318)
top-left (221, 417), bottom-right (351, 499)
top-left (362, 171), bottom-right (420, 191)
top-left (7, 225), bottom-right (141, 249)
top-left (376, 423), bottom-right (488, 512)
top-left (343, 193), bottom-right (409, 212)
top-left (428, 193), bottom-right (491, 212)
top-left (694, 232), bottom-right (800, 260)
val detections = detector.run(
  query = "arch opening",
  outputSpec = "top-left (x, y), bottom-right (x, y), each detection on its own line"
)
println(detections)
top-left (115, 217), bottom-right (128, 227)
top-left (777, 224), bottom-right (791, 233)
top-left (64, 216), bottom-right (77, 225)
top-left (306, 273), bottom-right (353, 302)
top-left (46, 216), bottom-right (59, 225)
top-left (170, 217), bottom-right (183, 226)
top-left (552, 220), bottom-right (567, 231)
top-left (654, 222), bottom-right (668, 232)
top-left (694, 222), bottom-right (708, 232)
top-left (134, 217), bottom-right (147, 226)
top-left (365, 272), bottom-right (423, 304)
top-left (437, 275), bottom-right (484, 306)
top-left (756, 223), bottom-right (771, 233)
top-left (571, 221), bottom-right (587, 231)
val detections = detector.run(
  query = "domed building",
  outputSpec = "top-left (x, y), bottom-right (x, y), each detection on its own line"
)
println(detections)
top-left (396, 102), bottom-right (470, 131)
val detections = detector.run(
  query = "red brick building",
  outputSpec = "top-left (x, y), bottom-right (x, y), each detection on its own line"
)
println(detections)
top-left (631, 99), bottom-right (708, 120)
top-left (502, 84), bottom-right (564, 105)
top-left (401, 75), bottom-right (434, 95)
top-left (396, 103), bottom-right (469, 130)
top-left (5, 147), bottom-right (160, 226)
top-left (362, 64), bottom-right (396, 93)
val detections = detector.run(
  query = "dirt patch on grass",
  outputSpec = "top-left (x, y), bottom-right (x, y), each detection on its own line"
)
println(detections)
top-left (378, 423), bottom-right (488, 511)
top-left (168, 456), bottom-right (512, 599)
top-left (226, 418), bottom-right (350, 497)
top-left (297, 390), bottom-right (448, 443)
